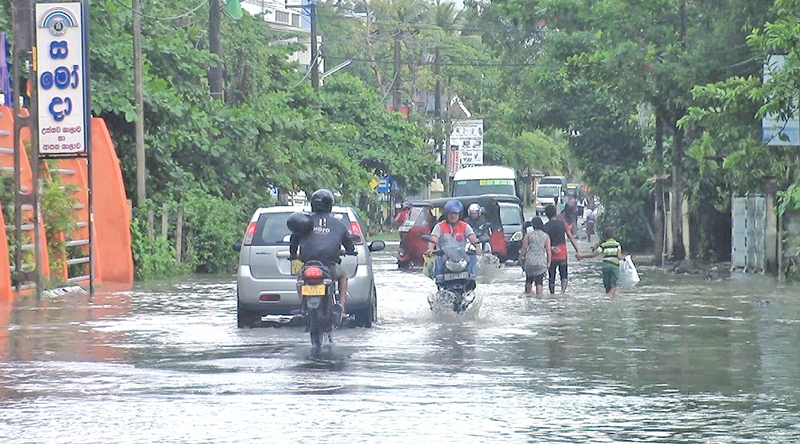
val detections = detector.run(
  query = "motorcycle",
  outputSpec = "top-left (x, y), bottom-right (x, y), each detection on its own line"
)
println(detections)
top-left (422, 235), bottom-right (478, 313)
top-left (295, 256), bottom-right (352, 352)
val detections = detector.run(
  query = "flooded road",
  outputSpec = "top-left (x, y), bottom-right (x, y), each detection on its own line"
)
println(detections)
top-left (2, 241), bottom-right (800, 443)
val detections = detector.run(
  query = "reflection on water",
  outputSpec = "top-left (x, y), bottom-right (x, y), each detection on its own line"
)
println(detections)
top-left (2, 250), bottom-right (800, 442)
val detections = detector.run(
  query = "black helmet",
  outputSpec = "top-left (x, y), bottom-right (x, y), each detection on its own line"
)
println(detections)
top-left (310, 189), bottom-right (334, 213)
top-left (286, 211), bottom-right (313, 235)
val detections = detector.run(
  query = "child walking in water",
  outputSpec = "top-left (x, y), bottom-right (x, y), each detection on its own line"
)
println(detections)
top-left (576, 227), bottom-right (625, 294)
top-left (518, 217), bottom-right (551, 295)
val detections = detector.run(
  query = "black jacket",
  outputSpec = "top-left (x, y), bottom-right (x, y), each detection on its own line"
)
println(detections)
top-left (290, 212), bottom-right (355, 265)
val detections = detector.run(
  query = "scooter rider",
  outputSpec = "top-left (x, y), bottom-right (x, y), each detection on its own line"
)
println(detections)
top-left (425, 199), bottom-right (482, 276)
top-left (289, 189), bottom-right (356, 310)
top-left (466, 203), bottom-right (492, 253)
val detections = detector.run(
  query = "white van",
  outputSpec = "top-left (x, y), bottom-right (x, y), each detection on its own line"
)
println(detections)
top-left (452, 165), bottom-right (517, 197)
top-left (535, 184), bottom-right (564, 215)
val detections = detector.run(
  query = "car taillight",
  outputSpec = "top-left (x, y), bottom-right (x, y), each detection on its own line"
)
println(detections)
top-left (243, 222), bottom-right (257, 246)
top-left (304, 267), bottom-right (322, 278)
top-left (350, 221), bottom-right (363, 242)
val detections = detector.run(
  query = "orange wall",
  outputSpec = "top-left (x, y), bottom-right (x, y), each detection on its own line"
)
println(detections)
top-left (90, 117), bottom-right (133, 284)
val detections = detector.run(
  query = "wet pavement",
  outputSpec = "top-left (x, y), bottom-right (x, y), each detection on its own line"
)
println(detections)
top-left (2, 239), bottom-right (800, 443)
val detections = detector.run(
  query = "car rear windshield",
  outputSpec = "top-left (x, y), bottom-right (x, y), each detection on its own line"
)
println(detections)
top-left (252, 211), bottom-right (353, 246)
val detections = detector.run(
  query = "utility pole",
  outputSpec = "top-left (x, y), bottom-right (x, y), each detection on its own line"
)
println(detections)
top-left (434, 46), bottom-right (443, 178)
top-left (12, 0), bottom-right (42, 297)
top-left (392, 31), bottom-right (401, 112)
top-left (209, 0), bottom-right (224, 100)
top-left (287, 0), bottom-right (319, 92)
top-left (133, 0), bottom-right (146, 207)
top-left (310, 1), bottom-right (319, 92)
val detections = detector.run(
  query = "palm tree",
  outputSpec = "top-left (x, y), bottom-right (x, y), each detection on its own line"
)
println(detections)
top-left (428, 0), bottom-right (464, 35)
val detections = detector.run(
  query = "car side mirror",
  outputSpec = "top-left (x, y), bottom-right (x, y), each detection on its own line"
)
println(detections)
top-left (369, 240), bottom-right (386, 252)
top-left (232, 241), bottom-right (242, 252)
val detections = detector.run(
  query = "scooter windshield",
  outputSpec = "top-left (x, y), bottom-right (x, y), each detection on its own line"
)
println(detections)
top-left (439, 238), bottom-right (468, 261)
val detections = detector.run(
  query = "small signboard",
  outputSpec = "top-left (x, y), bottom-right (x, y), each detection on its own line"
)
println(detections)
top-left (35, 2), bottom-right (89, 157)
top-left (376, 176), bottom-right (391, 193)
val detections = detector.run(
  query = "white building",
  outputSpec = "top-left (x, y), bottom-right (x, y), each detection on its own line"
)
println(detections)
top-left (240, 0), bottom-right (323, 75)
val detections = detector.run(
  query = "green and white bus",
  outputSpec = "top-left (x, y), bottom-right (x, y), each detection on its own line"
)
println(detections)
top-left (452, 165), bottom-right (517, 197)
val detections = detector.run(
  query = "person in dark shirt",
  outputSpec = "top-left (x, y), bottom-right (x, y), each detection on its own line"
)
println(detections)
top-left (289, 189), bottom-right (356, 309)
top-left (543, 204), bottom-right (579, 294)
top-left (466, 203), bottom-right (492, 253)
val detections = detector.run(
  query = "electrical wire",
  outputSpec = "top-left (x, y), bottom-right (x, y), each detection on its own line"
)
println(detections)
top-left (288, 52), bottom-right (321, 89)
top-left (110, 0), bottom-right (208, 21)
top-left (381, 69), bottom-right (400, 102)
top-left (325, 55), bottom-right (534, 67)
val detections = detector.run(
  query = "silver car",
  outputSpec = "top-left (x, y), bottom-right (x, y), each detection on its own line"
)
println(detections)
top-left (234, 205), bottom-right (385, 328)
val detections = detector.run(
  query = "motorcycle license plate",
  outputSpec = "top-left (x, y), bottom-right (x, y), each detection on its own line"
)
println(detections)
top-left (443, 272), bottom-right (469, 280)
top-left (301, 285), bottom-right (326, 296)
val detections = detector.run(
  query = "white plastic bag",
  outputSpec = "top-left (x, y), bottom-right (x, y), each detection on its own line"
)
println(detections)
top-left (618, 255), bottom-right (640, 287)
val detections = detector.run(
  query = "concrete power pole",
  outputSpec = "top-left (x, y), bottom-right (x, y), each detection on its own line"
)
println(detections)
top-left (209, 0), bottom-right (224, 99)
top-left (434, 46), bottom-right (442, 178)
top-left (133, 0), bottom-right (146, 207)
top-left (287, 0), bottom-right (319, 92)
top-left (310, 1), bottom-right (319, 92)
top-left (392, 32), bottom-right (401, 112)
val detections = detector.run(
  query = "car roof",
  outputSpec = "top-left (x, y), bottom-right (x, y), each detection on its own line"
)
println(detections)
top-left (253, 205), bottom-right (353, 214)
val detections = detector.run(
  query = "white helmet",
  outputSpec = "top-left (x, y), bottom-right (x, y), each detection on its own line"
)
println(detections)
top-left (468, 203), bottom-right (481, 214)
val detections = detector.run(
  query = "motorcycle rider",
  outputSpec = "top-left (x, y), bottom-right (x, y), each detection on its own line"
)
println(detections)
top-left (289, 189), bottom-right (356, 311)
top-left (466, 203), bottom-right (492, 253)
top-left (425, 199), bottom-right (482, 276)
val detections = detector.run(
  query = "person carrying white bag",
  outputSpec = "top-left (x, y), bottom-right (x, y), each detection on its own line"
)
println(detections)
top-left (576, 227), bottom-right (626, 294)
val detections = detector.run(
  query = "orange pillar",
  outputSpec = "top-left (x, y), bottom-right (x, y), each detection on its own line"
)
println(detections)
top-left (91, 118), bottom-right (133, 284)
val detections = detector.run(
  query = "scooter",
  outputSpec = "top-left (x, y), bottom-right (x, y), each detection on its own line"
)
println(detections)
top-left (422, 235), bottom-right (478, 313)
top-left (295, 259), bottom-right (348, 353)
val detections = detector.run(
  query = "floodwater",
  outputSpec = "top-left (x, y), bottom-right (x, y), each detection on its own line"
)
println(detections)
top-left (2, 241), bottom-right (800, 443)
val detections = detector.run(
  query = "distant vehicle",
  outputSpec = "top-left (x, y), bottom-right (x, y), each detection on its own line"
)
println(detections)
top-left (495, 195), bottom-right (526, 261)
top-left (452, 165), bottom-right (517, 197)
top-left (540, 175), bottom-right (568, 190)
top-left (535, 184), bottom-right (564, 215)
top-left (233, 205), bottom-right (385, 328)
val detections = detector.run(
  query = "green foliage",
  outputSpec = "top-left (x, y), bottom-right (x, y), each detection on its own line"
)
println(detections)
top-left (129, 209), bottom-right (182, 281)
top-left (778, 184), bottom-right (800, 216)
top-left (78, 1), bottom-right (443, 278)
top-left (40, 170), bottom-right (79, 282)
top-left (181, 187), bottom-right (249, 274)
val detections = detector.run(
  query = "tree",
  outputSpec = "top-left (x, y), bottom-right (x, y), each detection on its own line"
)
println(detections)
top-left (470, 0), bottom-right (774, 259)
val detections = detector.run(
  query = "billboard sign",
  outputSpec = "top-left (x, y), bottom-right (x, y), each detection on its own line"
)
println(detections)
top-left (35, 2), bottom-right (89, 157)
top-left (449, 119), bottom-right (483, 175)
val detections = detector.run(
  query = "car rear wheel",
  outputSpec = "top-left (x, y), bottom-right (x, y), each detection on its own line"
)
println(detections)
top-left (353, 285), bottom-right (376, 328)
top-left (237, 295), bottom-right (260, 328)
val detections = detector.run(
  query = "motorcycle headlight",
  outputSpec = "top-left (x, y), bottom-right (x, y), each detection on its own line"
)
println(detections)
top-left (510, 231), bottom-right (523, 242)
top-left (445, 259), bottom-right (468, 273)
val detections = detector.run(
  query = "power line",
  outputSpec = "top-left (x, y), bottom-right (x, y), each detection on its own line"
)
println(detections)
top-left (325, 56), bottom-right (535, 67)
top-left (110, 0), bottom-right (208, 21)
